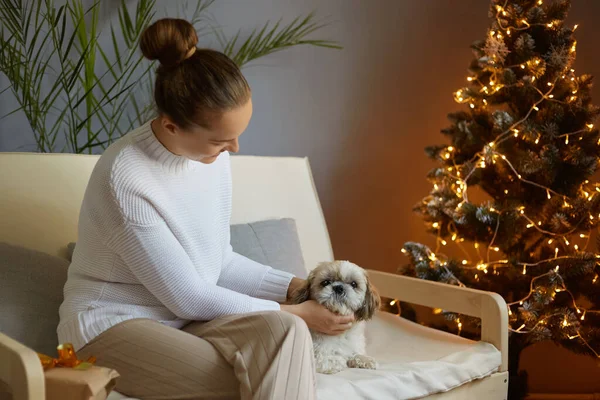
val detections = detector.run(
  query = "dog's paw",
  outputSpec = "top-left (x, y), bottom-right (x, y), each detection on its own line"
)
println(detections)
top-left (316, 355), bottom-right (347, 374)
top-left (347, 354), bottom-right (377, 370)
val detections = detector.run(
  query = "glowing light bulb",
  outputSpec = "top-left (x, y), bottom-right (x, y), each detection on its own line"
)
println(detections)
top-left (441, 240), bottom-right (447, 246)
top-left (401, 248), bottom-right (407, 254)
top-left (555, 265), bottom-right (560, 272)
top-left (547, 82), bottom-right (553, 86)
top-left (506, 29), bottom-right (511, 35)
top-left (504, 189), bottom-right (509, 194)
top-left (574, 244), bottom-right (579, 250)
top-left (565, 136), bottom-right (569, 144)
top-left (587, 124), bottom-right (594, 130)
top-left (527, 223), bottom-right (534, 228)
top-left (574, 24), bottom-right (579, 30)
top-left (562, 318), bottom-right (568, 327)
top-left (452, 233), bottom-right (457, 241)
top-left (581, 311), bottom-right (586, 320)
top-left (474, 242), bottom-right (479, 249)
top-left (547, 190), bottom-right (551, 199)
top-left (432, 222), bottom-right (440, 228)
top-left (467, 77), bottom-right (474, 82)
top-left (548, 239), bottom-right (554, 245)
top-left (548, 94), bottom-right (554, 98)
top-left (564, 238), bottom-right (570, 245)
top-left (555, 247), bottom-right (559, 257)
top-left (444, 153), bottom-right (451, 159)
top-left (470, 103), bottom-right (475, 109)
top-left (593, 274), bottom-right (598, 284)
top-left (547, 22), bottom-right (553, 28)
top-left (535, 137), bottom-right (540, 144)
top-left (538, 0), bottom-right (542, 4)
top-left (488, 142), bottom-right (495, 147)
top-left (390, 300), bottom-right (396, 306)
top-left (462, 260), bottom-right (468, 265)
top-left (533, 106), bottom-right (539, 111)
top-left (493, 247), bottom-right (500, 252)
top-left (522, 266), bottom-right (527, 275)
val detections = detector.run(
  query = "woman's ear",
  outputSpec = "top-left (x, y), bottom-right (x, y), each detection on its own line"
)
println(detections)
top-left (355, 275), bottom-right (381, 321)
top-left (289, 273), bottom-right (313, 304)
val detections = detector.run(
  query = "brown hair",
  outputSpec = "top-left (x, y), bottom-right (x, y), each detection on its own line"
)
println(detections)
top-left (140, 18), bottom-right (251, 129)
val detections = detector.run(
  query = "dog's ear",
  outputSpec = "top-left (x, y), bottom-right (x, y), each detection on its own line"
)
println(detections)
top-left (289, 272), bottom-right (314, 304)
top-left (355, 275), bottom-right (381, 321)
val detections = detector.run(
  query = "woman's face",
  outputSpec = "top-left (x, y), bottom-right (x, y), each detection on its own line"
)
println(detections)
top-left (160, 99), bottom-right (253, 164)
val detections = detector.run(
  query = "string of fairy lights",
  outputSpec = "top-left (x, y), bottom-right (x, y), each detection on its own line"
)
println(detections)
top-left (397, 0), bottom-right (599, 358)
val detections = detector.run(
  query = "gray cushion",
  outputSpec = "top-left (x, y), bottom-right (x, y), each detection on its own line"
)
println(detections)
top-left (0, 242), bottom-right (69, 356)
top-left (230, 218), bottom-right (307, 279)
top-left (67, 218), bottom-right (307, 279)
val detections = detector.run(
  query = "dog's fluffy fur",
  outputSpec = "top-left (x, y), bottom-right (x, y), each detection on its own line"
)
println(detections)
top-left (290, 260), bottom-right (381, 374)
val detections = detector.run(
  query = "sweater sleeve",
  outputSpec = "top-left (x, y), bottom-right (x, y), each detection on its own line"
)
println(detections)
top-left (218, 245), bottom-right (295, 303)
top-left (106, 220), bottom-right (281, 320)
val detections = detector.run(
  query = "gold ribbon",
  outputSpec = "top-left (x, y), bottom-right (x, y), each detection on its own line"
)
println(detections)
top-left (38, 343), bottom-right (96, 371)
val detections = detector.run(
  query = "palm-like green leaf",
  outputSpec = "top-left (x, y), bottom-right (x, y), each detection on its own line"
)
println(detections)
top-left (219, 11), bottom-right (341, 68)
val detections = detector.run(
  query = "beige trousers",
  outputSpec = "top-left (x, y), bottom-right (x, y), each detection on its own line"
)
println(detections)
top-left (77, 311), bottom-right (317, 400)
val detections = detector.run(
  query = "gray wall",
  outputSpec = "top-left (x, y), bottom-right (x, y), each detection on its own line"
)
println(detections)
top-left (2, 0), bottom-right (600, 392)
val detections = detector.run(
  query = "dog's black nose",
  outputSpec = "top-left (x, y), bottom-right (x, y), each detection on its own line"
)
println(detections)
top-left (333, 285), bottom-right (344, 294)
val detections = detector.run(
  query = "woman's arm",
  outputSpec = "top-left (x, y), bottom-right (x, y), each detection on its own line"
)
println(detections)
top-left (108, 220), bottom-right (281, 320)
top-left (217, 247), bottom-right (296, 302)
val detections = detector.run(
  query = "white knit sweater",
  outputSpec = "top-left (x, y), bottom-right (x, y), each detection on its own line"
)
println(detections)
top-left (57, 122), bottom-right (294, 351)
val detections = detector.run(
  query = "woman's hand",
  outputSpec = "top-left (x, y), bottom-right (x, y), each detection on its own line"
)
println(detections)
top-left (281, 300), bottom-right (355, 335)
top-left (286, 277), bottom-right (306, 301)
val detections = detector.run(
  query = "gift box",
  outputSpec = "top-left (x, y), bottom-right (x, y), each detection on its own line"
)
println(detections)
top-left (44, 366), bottom-right (120, 400)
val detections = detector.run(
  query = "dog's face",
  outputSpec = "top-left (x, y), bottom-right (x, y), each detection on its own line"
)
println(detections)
top-left (291, 261), bottom-right (381, 320)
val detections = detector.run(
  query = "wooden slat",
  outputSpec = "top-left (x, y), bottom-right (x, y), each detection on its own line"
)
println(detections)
top-left (0, 332), bottom-right (45, 400)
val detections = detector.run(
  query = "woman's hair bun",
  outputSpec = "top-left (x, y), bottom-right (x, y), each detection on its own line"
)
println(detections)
top-left (140, 18), bottom-right (198, 68)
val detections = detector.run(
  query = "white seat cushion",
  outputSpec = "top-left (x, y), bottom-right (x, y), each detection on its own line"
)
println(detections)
top-left (316, 311), bottom-right (501, 399)
top-left (107, 312), bottom-right (500, 400)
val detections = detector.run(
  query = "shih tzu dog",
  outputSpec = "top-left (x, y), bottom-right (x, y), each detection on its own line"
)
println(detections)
top-left (290, 260), bottom-right (381, 374)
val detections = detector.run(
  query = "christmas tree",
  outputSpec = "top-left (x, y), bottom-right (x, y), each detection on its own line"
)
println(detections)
top-left (400, 0), bottom-right (599, 397)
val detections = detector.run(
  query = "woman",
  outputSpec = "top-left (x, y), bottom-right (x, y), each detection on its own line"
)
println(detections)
top-left (57, 18), bottom-right (354, 400)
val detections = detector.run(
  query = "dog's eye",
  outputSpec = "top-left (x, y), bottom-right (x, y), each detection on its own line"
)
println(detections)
top-left (321, 280), bottom-right (331, 287)
top-left (351, 281), bottom-right (358, 288)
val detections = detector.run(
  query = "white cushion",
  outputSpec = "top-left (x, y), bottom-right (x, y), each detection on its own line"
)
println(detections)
top-left (316, 312), bottom-right (501, 400)
top-left (106, 312), bottom-right (500, 400)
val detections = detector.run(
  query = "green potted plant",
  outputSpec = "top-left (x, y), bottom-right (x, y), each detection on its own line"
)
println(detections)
top-left (0, 0), bottom-right (340, 153)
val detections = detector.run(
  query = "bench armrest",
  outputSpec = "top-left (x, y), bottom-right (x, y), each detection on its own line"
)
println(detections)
top-left (0, 333), bottom-right (45, 400)
top-left (367, 270), bottom-right (508, 372)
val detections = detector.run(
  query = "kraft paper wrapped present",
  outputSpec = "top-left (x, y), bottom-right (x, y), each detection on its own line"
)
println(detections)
top-left (38, 343), bottom-right (120, 400)
top-left (44, 366), bottom-right (120, 400)
top-left (0, 366), bottom-right (119, 400)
